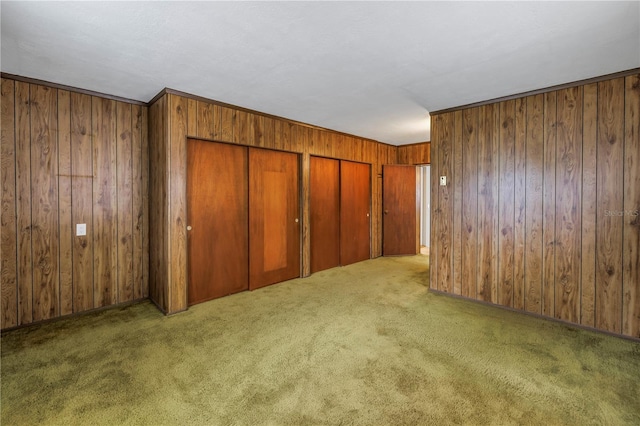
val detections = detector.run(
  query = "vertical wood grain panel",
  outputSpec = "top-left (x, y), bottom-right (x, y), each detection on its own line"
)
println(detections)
top-left (542, 91), bottom-right (557, 317)
top-left (252, 114), bottom-right (265, 148)
top-left (92, 97), bottom-right (117, 307)
top-left (71, 93), bottom-right (94, 312)
top-left (555, 87), bottom-right (583, 323)
top-left (220, 106), bottom-right (234, 142)
top-left (196, 101), bottom-right (216, 140)
top-left (263, 117), bottom-right (275, 150)
top-left (437, 113), bottom-right (453, 293)
top-left (1, 77), bottom-right (148, 329)
top-left (430, 116), bottom-right (439, 290)
top-left (300, 127), bottom-right (311, 277)
top-left (452, 111), bottom-right (463, 295)
top-left (513, 97), bottom-right (527, 311)
top-left (234, 110), bottom-right (250, 146)
top-left (397, 143), bottom-right (430, 165)
top-left (477, 105), bottom-right (496, 302)
top-left (116, 102), bottom-right (133, 303)
top-left (581, 83), bottom-right (598, 327)
top-left (15, 81), bottom-right (33, 325)
top-left (429, 72), bottom-right (637, 339)
top-left (187, 99), bottom-right (197, 137)
top-left (30, 85), bottom-right (59, 321)
top-left (148, 96), bottom-right (167, 311)
top-left (57, 90), bottom-right (73, 316)
top-left (596, 78), bottom-right (625, 333)
top-left (141, 106), bottom-right (149, 298)
top-left (1, 78), bottom-right (18, 328)
top-left (168, 94), bottom-right (188, 313)
top-left (498, 100), bottom-right (515, 307)
top-left (524, 94), bottom-right (544, 314)
top-left (623, 74), bottom-right (640, 338)
top-left (461, 108), bottom-right (478, 299)
top-left (132, 104), bottom-right (144, 300)
top-left (130, 105), bottom-right (143, 298)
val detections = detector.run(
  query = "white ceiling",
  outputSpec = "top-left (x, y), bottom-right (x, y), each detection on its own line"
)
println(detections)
top-left (1, 2), bottom-right (639, 145)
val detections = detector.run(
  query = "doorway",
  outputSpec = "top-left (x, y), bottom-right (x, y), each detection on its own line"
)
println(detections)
top-left (419, 165), bottom-right (430, 255)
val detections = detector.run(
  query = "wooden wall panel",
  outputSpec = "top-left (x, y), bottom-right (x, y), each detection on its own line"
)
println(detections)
top-left (623, 74), bottom-right (640, 338)
top-left (524, 94), bottom-right (544, 314)
top-left (168, 95), bottom-right (188, 314)
top-left (116, 103), bottom-right (134, 303)
top-left (430, 117), bottom-right (439, 290)
top-left (430, 72), bottom-right (640, 339)
top-left (57, 90), bottom-right (73, 316)
top-left (1, 77), bottom-right (148, 330)
top-left (92, 97), bottom-right (117, 307)
top-left (436, 113), bottom-right (453, 293)
top-left (461, 108), bottom-right (478, 299)
top-left (542, 92), bottom-right (557, 318)
top-left (71, 93), bottom-right (94, 312)
top-left (595, 78), bottom-right (625, 334)
top-left (15, 81), bottom-right (33, 325)
top-left (554, 87), bottom-right (582, 323)
top-left (498, 100), bottom-right (515, 307)
top-left (149, 97), bottom-right (167, 312)
top-left (397, 142), bottom-right (430, 165)
top-left (30, 86), bottom-right (60, 321)
top-left (477, 105), bottom-right (497, 302)
top-left (1, 78), bottom-right (17, 329)
top-left (452, 111), bottom-right (463, 295)
top-left (581, 83), bottom-right (598, 327)
top-left (513, 98), bottom-right (527, 311)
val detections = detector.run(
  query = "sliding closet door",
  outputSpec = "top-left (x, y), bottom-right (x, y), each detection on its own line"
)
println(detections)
top-left (310, 156), bottom-right (340, 273)
top-left (187, 139), bottom-right (248, 305)
top-left (249, 148), bottom-right (300, 289)
top-left (340, 160), bottom-right (371, 265)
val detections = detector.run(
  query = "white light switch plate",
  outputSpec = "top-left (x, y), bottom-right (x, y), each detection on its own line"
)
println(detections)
top-left (76, 223), bottom-right (87, 236)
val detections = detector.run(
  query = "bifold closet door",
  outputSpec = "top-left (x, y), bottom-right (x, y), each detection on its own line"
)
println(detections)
top-left (187, 139), bottom-right (248, 305)
top-left (340, 161), bottom-right (371, 265)
top-left (310, 156), bottom-right (340, 273)
top-left (249, 148), bottom-right (300, 289)
top-left (382, 165), bottom-right (420, 256)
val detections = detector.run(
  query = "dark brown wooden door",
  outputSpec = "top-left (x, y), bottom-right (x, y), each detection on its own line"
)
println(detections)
top-left (187, 140), bottom-right (248, 305)
top-left (310, 156), bottom-right (340, 273)
top-left (340, 161), bottom-right (371, 265)
top-left (383, 165), bottom-right (420, 256)
top-left (249, 148), bottom-right (300, 289)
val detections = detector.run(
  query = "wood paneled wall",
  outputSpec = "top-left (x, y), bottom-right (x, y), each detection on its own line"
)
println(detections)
top-left (397, 142), bottom-right (430, 165)
top-left (148, 91), bottom-right (397, 314)
top-left (0, 77), bottom-right (149, 330)
top-left (428, 73), bottom-right (640, 338)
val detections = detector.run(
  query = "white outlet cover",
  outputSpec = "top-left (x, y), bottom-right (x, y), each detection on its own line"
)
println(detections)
top-left (440, 176), bottom-right (447, 186)
top-left (76, 223), bottom-right (87, 236)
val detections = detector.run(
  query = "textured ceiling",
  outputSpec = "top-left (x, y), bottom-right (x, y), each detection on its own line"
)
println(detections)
top-left (2, 1), bottom-right (639, 145)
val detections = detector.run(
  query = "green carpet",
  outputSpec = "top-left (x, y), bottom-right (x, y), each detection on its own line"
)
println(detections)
top-left (2, 256), bottom-right (639, 425)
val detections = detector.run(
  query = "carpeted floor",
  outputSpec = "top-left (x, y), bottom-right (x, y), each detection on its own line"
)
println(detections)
top-left (1, 256), bottom-right (639, 425)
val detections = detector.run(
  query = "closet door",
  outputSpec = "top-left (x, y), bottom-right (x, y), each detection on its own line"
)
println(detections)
top-left (340, 161), bottom-right (371, 265)
top-left (187, 140), bottom-right (248, 305)
top-left (249, 148), bottom-right (300, 289)
top-left (310, 156), bottom-right (340, 273)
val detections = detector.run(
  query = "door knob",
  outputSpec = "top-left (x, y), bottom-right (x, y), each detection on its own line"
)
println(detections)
top-left (366, 213), bottom-right (370, 217)
top-left (187, 225), bottom-right (192, 231)
top-left (295, 218), bottom-right (299, 223)
top-left (384, 210), bottom-right (389, 214)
